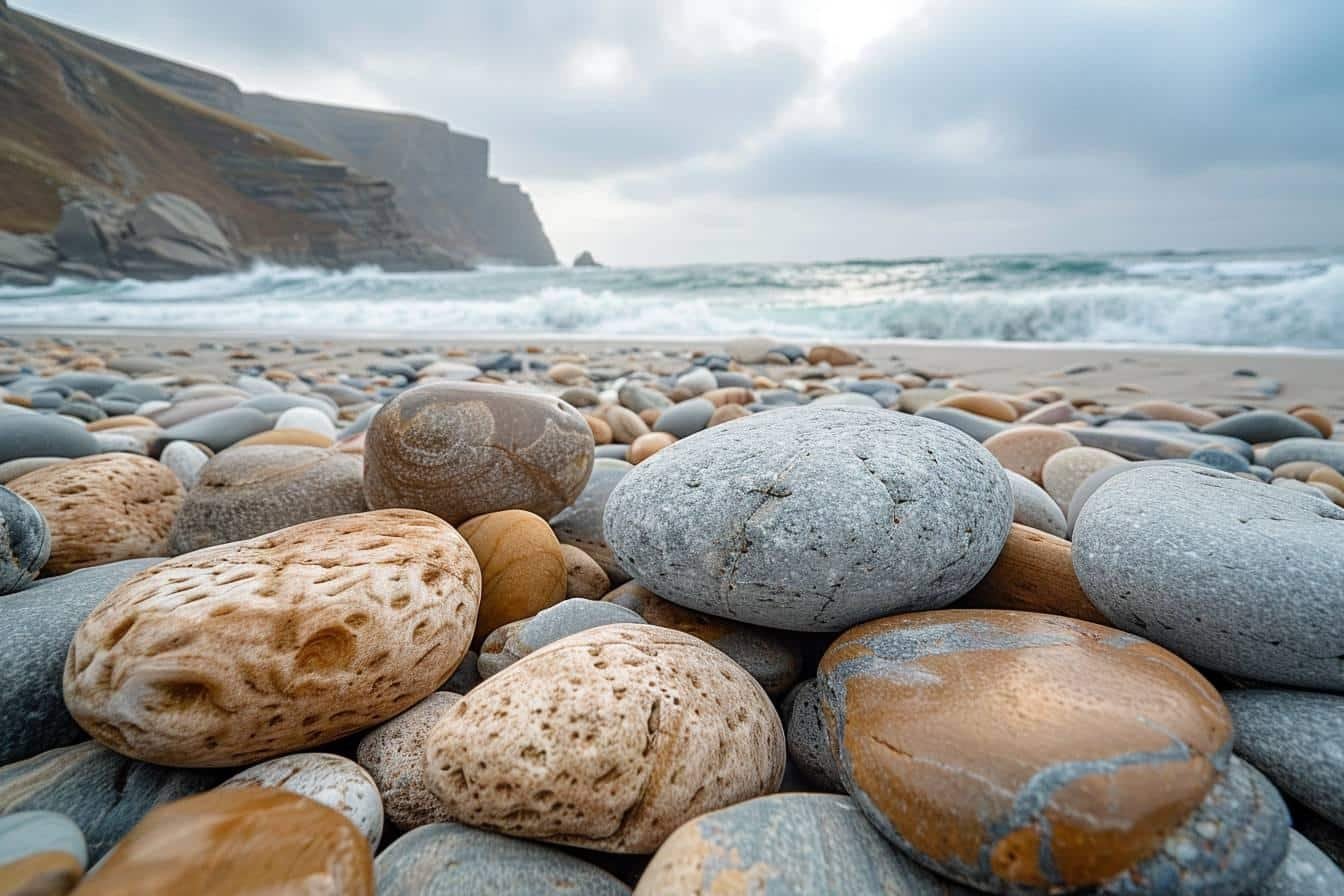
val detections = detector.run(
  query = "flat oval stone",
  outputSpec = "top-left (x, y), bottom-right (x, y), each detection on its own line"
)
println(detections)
top-left (1006, 470), bottom-right (1067, 537)
top-left (605, 582), bottom-right (802, 697)
top-left (957, 524), bottom-right (1108, 624)
top-left (376, 822), bottom-right (630, 895)
top-left (0, 486), bottom-right (49, 594)
top-left (983, 425), bottom-right (1081, 483)
top-left (477, 599), bottom-right (644, 678)
top-left (1073, 465), bottom-right (1344, 689)
top-left (819, 609), bottom-right (1237, 893)
top-left (64, 509), bottom-right (481, 767)
top-left (424, 624), bottom-right (784, 853)
top-left (1262, 438), bottom-right (1344, 475)
top-left (1041, 446), bottom-right (1127, 508)
top-left (0, 559), bottom-right (160, 764)
top-left (1223, 688), bottom-right (1344, 828)
top-left (629, 432), bottom-right (676, 464)
top-left (166, 445), bottom-right (367, 554)
top-left (0, 811), bottom-right (86, 870)
top-left (550, 459), bottom-right (632, 584)
top-left (222, 752), bottom-right (383, 848)
top-left (937, 392), bottom-right (1018, 422)
top-left (605, 407), bottom-right (1012, 632)
top-left (275, 406), bottom-right (338, 438)
top-left (10, 454), bottom-right (182, 576)
top-left (560, 544), bottom-right (610, 599)
top-left (0, 415), bottom-right (98, 465)
top-left (1259, 830), bottom-right (1344, 896)
top-left (781, 680), bottom-right (844, 792)
top-left (238, 393), bottom-right (338, 419)
top-left (653, 398), bottom-right (714, 438)
top-left (74, 787), bottom-right (373, 895)
top-left (1070, 427), bottom-right (1195, 461)
top-left (635, 793), bottom-right (972, 895)
top-left (0, 741), bottom-right (224, 862)
top-left (156, 407), bottom-right (273, 452)
top-left (1127, 400), bottom-right (1219, 427)
top-left (158, 440), bottom-right (209, 490)
top-left (0, 457), bottom-right (67, 484)
top-left (915, 406), bottom-right (1009, 442)
top-left (363, 382), bottom-right (593, 525)
top-left (458, 509), bottom-right (567, 646)
top-left (1201, 410), bottom-right (1322, 443)
top-left (356, 692), bottom-right (461, 830)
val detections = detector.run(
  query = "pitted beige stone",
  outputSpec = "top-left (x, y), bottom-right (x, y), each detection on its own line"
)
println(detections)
top-left (63, 509), bottom-right (481, 767)
top-left (423, 623), bottom-right (785, 853)
top-left (356, 691), bottom-right (462, 829)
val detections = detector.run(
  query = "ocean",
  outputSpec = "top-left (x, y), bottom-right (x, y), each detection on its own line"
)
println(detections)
top-left (3, 248), bottom-right (1342, 349)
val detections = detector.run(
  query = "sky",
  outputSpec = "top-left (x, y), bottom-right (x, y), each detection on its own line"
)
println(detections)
top-left (24, 0), bottom-right (1344, 265)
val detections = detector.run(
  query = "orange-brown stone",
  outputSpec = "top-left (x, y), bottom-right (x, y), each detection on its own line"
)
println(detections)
top-left (0, 851), bottom-right (82, 896)
top-left (458, 510), bottom-right (567, 646)
top-left (629, 432), bottom-right (675, 464)
top-left (956, 524), bottom-right (1107, 624)
top-left (983, 425), bottom-right (1081, 484)
top-left (74, 788), bottom-right (372, 895)
top-left (818, 610), bottom-right (1231, 892)
top-left (937, 393), bottom-right (1018, 422)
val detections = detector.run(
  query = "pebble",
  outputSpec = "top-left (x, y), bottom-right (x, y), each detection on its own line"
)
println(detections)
top-left (559, 386), bottom-right (600, 407)
top-left (221, 752), bottom-right (383, 848)
top-left (1201, 409), bottom-right (1323, 443)
top-left (1189, 446), bottom-right (1252, 473)
top-left (0, 486), bottom-right (49, 595)
top-left (157, 440), bottom-right (209, 490)
top-left (458, 509), bottom-right (567, 646)
top-left (148, 396), bottom-right (245, 428)
top-left (547, 362), bottom-right (587, 385)
top-left (675, 367), bottom-right (718, 395)
top-left (1223, 688), bottom-right (1344, 828)
top-left (1073, 465), bottom-right (1344, 689)
top-left (0, 457), bottom-right (67, 484)
top-left (166, 445), bottom-right (367, 553)
top-left (356, 692), bottom-right (461, 829)
top-left (983, 424), bottom-right (1081, 483)
top-left (417, 360), bottom-right (482, 381)
top-left (423, 624), bottom-right (784, 853)
top-left (585, 414), bottom-right (613, 444)
top-left (652, 398), bottom-right (714, 438)
top-left (377, 822), bottom-right (631, 895)
top-left (807, 345), bottom-right (860, 366)
top-left (618, 382), bottom-right (671, 413)
top-left (1258, 830), bottom-right (1344, 896)
top-left (478, 599), bottom-right (645, 678)
top-left (958, 524), bottom-right (1108, 624)
top-left (781, 680), bottom-right (844, 792)
top-left (549, 458), bottom-right (632, 584)
top-left (0, 812), bottom-right (87, 888)
top-left (0, 741), bottom-right (224, 862)
top-left (1262, 438), bottom-right (1344, 475)
top-left (10, 454), bottom-right (182, 575)
top-left (1070, 426), bottom-right (1196, 460)
top-left (937, 392), bottom-right (1018, 421)
top-left (818, 609), bottom-right (1288, 894)
top-left (1040, 445), bottom-right (1127, 508)
top-left (708, 403), bottom-right (750, 427)
top-left (725, 337), bottom-right (774, 364)
top-left (155, 407), bottom-right (273, 452)
top-left (74, 788), bottom-right (373, 895)
top-left (559, 544), bottom-right (610, 599)
top-left (1292, 407), bottom-right (1334, 438)
top-left (628, 431), bottom-right (676, 464)
top-left (914, 405), bottom-right (1009, 442)
top-left (1127, 399), bottom-right (1221, 426)
top-left (274, 406), bottom-right (338, 438)
top-left (605, 407), bottom-right (1012, 631)
top-left (0, 414), bottom-right (99, 465)
top-left (63, 509), bottom-right (481, 767)
top-left (363, 382), bottom-right (594, 525)
top-left (1005, 470), bottom-right (1067, 536)
top-left (605, 582), bottom-right (802, 697)
top-left (595, 443), bottom-right (630, 461)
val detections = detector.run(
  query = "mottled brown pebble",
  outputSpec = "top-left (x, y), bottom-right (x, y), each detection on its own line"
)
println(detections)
top-left (458, 510), bottom-right (567, 646)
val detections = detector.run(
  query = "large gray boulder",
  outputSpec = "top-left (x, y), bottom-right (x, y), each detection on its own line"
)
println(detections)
top-left (1073, 465), bottom-right (1344, 689)
top-left (0, 232), bottom-right (58, 286)
top-left (114, 193), bottom-right (240, 278)
top-left (604, 406), bottom-right (1013, 631)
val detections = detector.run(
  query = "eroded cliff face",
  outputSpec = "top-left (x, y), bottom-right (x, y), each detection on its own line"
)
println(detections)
top-left (49, 19), bottom-right (559, 267)
top-left (0, 10), bottom-right (465, 279)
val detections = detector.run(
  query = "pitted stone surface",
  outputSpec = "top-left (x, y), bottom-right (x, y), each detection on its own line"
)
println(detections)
top-left (356, 692), bottom-right (461, 829)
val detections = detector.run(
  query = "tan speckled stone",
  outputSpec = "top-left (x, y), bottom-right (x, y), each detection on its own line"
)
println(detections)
top-left (983, 425), bottom-right (1082, 485)
top-left (458, 510), bottom-right (567, 646)
top-left (63, 509), bottom-right (481, 767)
top-left (629, 432), bottom-right (675, 464)
top-left (560, 545), bottom-right (610, 600)
top-left (603, 406), bottom-right (650, 444)
top-left (584, 415), bottom-right (613, 445)
top-left (356, 692), bottom-right (461, 829)
top-left (10, 454), bottom-right (183, 576)
top-left (424, 624), bottom-right (785, 853)
top-left (1041, 446), bottom-right (1127, 508)
top-left (363, 382), bottom-right (594, 526)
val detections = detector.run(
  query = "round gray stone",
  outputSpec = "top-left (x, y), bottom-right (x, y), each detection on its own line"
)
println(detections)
top-left (653, 398), bottom-right (715, 438)
top-left (674, 367), bottom-right (717, 395)
top-left (781, 679), bottom-right (844, 793)
top-left (158, 440), bottom-right (209, 490)
top-left (155, 407), bottom-right (273, 453)
top-left (0, 414), bottom-right (99, 465)
top-left (1190, 447), bottom-right (1251, 473)
top-left (1073, 465), bottom-right (1344, 689)
top-left (375, 822), bottom-right (630, 895)
top-left (166, 445), bottom-right (367, 554)
top-left (0, 741), bottom-right (224, 862)
top-left (0, 485), bottom-right (49, 594)
top-left (440, 651), bottom-right (482, 694)
top-left (1006, 470), bottom-right (1067, 537)
top-left (477, 599), bottom-right (644, 678)
top-left (1223, 688), bottom-right (1344, 828)
top-left (0, 810), bottom-right (87, 869)
top-left (594, 444), bottom-right (631, 461)
top-left (1261, 438), bottom-right (1344, 475)
top-left (1201, 410), bottom-right (1322, 443)
top-left (604, 406), bottom-right (1013, 631)
top-left (1258, 830), bottom-right (1344, 896)
top-left (618, 382), bottom-right (670, 414)
top-left (549, 458), bottom-right (633, 584)
top-left (638, 794), bottom-right (974, 894)
top-left (0, 559), bottom-right (161, 764)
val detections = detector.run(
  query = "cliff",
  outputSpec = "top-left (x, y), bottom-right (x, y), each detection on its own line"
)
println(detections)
top-left (47, 18), bottom-right (558, 267)
top-left (0, 8), bottom-right (464, 277)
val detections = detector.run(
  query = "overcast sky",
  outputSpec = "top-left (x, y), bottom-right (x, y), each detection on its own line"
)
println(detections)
top-left (26, 0), bottom-right (1344, 264)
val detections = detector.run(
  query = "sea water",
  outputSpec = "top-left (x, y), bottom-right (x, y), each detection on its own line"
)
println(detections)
top-left (2, 248), bottom-right (1342, 348)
